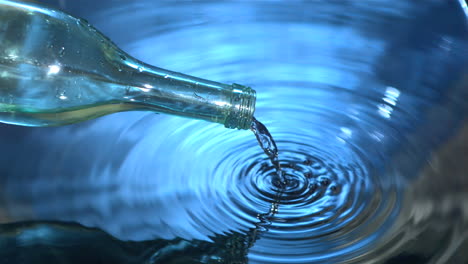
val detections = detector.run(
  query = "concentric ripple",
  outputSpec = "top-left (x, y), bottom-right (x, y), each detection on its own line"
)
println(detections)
top-left (174, 124), bottom-right (399, 263)
top-left (101, 90), bottom-right (405, 262)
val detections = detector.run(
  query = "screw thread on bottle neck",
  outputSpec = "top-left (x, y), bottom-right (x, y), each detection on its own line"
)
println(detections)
top-left (224, 84), bottom-right (256, 130)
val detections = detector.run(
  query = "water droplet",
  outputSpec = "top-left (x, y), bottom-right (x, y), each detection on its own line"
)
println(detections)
top-left (164, 75), bottom-right (170, 79)
top-left (138, 67), bottom-right (144, 72)
top-left (59, 47), bottom-right (65, 57)
top-left (329, 185), bottom-right (341, 195)
top-left (319, 177), bottom-right (330, 186)
top-left (57, 90), bottom-right (67, 100)
top-left (306, 181), bottom-right (317, 192)
top-left (77, 18), bottom-right (89, 26)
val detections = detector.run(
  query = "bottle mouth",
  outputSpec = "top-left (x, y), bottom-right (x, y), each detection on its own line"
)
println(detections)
top-left (224, 83), bottom-right (256, 130)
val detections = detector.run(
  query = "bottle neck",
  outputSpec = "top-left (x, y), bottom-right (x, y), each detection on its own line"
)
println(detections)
top-left (113, 57), bottom-right (256, 129)
top-left (224, 84), bottom-right (256, 130)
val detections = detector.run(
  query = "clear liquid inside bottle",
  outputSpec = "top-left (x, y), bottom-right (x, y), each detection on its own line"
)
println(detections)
top-left (0, 1), bottom-right (256, 129)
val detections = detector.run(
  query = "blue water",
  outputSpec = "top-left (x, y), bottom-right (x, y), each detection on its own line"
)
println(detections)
top-left (0, 0), bottom-right (467, 263)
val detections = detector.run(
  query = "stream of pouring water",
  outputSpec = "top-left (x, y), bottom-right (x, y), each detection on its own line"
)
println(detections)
top-left (251, 117), bottom-right (287, 187)
top-left (250, 116), bottom-right (285, 234)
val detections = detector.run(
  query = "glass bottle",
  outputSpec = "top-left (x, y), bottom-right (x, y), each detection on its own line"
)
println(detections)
top-left (0, 0), bottom-right (256, 129)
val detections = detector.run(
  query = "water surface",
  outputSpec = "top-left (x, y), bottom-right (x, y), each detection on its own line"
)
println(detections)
top-left (0, 0), bottom-right (467, 263)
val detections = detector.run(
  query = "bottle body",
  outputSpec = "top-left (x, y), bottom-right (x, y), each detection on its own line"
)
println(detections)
top-left (0, 0), bottom-right (255, 129)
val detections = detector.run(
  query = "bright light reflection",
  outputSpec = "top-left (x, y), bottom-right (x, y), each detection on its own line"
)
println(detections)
top-left (137, 84), bottom-right (154, 93)
top-left (378, 86), bottom-right (400, 119)
top-left (214, 101), bottom-right (229, 107)
top-left (47, 64), bottom-right (61, 75)
top-left (387, 86), bottom-right (400, 96)
top-left (125, 62), bottom-right (139, 70)
top-left (378, 104), bottom-right (392, 119)
top-left (340, 127), bottom-right (352, 138)
top-left (460, 0), bottom-right (468, 16)
top-left (7, 49), bottom-right (18, 60)
top-left (370, 131), bottom-right (384, 142)
top-left (6, 1), bottom-right (55, 16)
